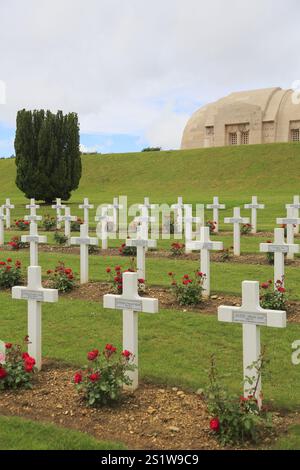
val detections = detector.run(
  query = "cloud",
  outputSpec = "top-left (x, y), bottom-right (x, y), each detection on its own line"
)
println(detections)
top-left (0, 0), bottom-right (300, 151)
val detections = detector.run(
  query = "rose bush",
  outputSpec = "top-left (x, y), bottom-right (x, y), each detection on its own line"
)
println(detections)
top-left (8, 236), bottom-right (29, 251)
top-left (43, 215), bottom-right (56, 231)
top-left (0, 340), bottom-right (36, 391)
top-left (241, 223), bottom-right (252, 235)
top-left (54, 231), bottom-right (68, 245)
top-left (170, 242), bottom-right (185, 257)
top-left (73, 343), bottom-right (135, 406)
top-left (106, 265), bottom-right (145, 294)
top-left (260, 279), bottom-right (287, 310)
top-left (46, 261), bottom-right (77, 292)
top-left (169, 271), bottom-right (206, 306)
top-left (15, 219), bottom-right (29, 231)
top-left (0, 258), bottom-right (22, 289)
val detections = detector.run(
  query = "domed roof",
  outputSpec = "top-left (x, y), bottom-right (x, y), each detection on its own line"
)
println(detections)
top-left (181, 87), bottom-right (299, 149)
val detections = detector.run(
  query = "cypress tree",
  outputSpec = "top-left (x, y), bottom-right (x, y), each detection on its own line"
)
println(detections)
top-left (15, 109), bottom-right (82, 203)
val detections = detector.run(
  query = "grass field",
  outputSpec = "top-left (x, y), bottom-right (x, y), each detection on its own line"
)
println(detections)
top-left (1, 143), bottom-right (300, 449)
top-left (0, 143), bottom-right (299, 231)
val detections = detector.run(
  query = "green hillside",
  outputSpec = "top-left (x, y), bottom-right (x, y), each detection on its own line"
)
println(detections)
top-left (0, 143), bottom-right (299, 229)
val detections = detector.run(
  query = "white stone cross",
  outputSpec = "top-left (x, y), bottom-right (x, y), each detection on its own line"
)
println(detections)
top-left (126, 226), bottom-right (157, 280)
top-left (136, 206), bottom-right (155, 241)
top-left (218, 281), bottom-right (286, 407)
top-left (25, 198), bottom-right (41, 223)
top-left (186, 226), bottom-right (223, 298)
top-left (58, 207), bottom-right (77, 243)
top-left (277, 207), bottom-right (300, 260)
top-left (224, 207), bottom-right (250, 256)
top-left (286, 195), bottom-right (300, 234)
top-left (184, 204), bottom-right (201, 253)
top-left (3, 198), bottom-right (14, 229)
top-left (79, 197), bottom-right (94, 226)
top-left (107, 197), bottom-right (123, 233)
top-left (0, 206), bottom-right (6, 246)
top-left (260, 228), bottom-right (299, 287)
top-left (70, 223), bottom-right (98, 284)
top-left (21, 222), bottom-right (47, 266)
top-left (12, 266), bottom-right (58, 371)
top-left (103, 272), bottom-right (158, 390)
top-left (52, 198), bottom-right (66, 229)
top-left (206, 197), bottom-right (226, 233)
top-left (244, 196), bottom-right (265, 234)
top-left (171, 196), bottom-right (184, 235)
top-left (95, 206), bottom-right (112, 249)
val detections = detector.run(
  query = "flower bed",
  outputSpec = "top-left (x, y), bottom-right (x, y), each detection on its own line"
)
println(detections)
top-left (45, 262), bottom-right (77, 292)
top-left (168, 271), bottom-right (206, 306)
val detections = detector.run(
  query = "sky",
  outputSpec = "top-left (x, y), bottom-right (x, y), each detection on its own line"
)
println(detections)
top-left (1, 0), bottom-right (300, 157)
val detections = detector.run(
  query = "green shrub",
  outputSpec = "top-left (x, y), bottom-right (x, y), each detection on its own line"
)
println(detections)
top-left (169, 271), bottom-right (205, 306)
top-left (0, 341), bottom-right (36, 391)
top-left (0, 258), bottom-right (22, 289)
top-left (54, 231), bottom-right (68, 245)
top-left (46, 262), bottom-right (76, 292)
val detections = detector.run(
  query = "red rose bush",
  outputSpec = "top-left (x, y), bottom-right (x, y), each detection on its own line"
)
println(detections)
top-left (260, 278), bottom-right (287, 310)
top-left (45, 261), bottom-right (77, 292)
top-left (0, 340), bottom-right (36, 391)
top-left (0, 258), bottom-right (22, 289)
top-left (168, 271), bottom-right (206, 306)
top-left (73, 343), bottom-right (135, 406)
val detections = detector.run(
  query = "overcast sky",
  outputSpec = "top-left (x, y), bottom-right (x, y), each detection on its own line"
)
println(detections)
top-left (1, 0), bottom-right (300, 156)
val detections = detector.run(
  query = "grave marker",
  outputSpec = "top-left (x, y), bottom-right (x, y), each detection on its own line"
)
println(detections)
top-left (107, 197), bottom-right (123, 232)
top-left (0, 341), bottom-right (5, 364)
top-left (286, 196), bottom-right (300, 234)
top-left (184, 204), bottom-right (201, 253)
top-left (126, 226), bottom-right (157, 280)
top-left (218, 281), bottom-right (286, 407)
top-left (79, 198), bottom-right (94, 226)
top-left (52, 198), bottom-right (66, 230)
top-left (206, 197), bottom-right (226, 233)
top-left (95, 207), bottom-right (112, 249)
top-left (186, 226), bottom-right (223, 298)
top-left (3, 198), bottom-right (14, 229)
top-left (277, 207), bottom-right (300, 260)
top-left (224, 207), bottom-right (250, 256)
top-left (244, 196), bottom-right (265, 234)
top-left (25, 198), bottom-right (41, 223)
top-left (260, 228), bottom-right (299, 287)
top-left (70, 224), bottom-right (98, 284)
top-left (171, 197), bottom-right (184, 235)
top-left (103, 272), bottom-right (158, 390)
top-left (0, 206), bottom-right (5, 246)
top-left (21, 222), bottom-right (47, 265)
top-left (58, 207), bottom-right (77, 244)
top-left (12, 266), bottom-right (58, 371)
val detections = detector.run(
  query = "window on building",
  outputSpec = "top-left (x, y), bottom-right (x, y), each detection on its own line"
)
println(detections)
top-left (229, 132), bottom-right (238, 145)
top-left (241, 131), bottom-right (249, 145)
top-left (291, 129), bottom-right (300, 142)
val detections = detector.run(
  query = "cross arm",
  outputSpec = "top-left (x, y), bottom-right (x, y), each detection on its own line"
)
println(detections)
top-left (260, 242), bottom-right (299, 254)
top-left (186, 240), bottom-right (223, 251)
top-left (218, 305), bottom-right (286, 328)
top-left (126, 239), bottom-right (157, 249)
top-left (103, 293), bottom-right (158, 313)
top-left (12, 286), bottom-right (58, 303)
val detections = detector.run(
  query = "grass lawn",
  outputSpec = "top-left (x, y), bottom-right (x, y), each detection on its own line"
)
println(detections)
top-left (0, 415), bottom-right (126, 450)
top-left (273, 425), bottom-right (300, 450)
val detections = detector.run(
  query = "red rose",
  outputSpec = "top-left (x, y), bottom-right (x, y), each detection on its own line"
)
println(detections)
top-left (0, 367), bottom-right (7, 379)
top-left (89, 372), bottom-right (100, 382)
top-left (0, 261), bottom-right (6, 266)
top-left (74, 372), bottom-right (83, 384)
top-left (138, 278), bottom-right (145, 284)
top-left (106, 267), bottom-right (111, 273)
top-left (210, 418), bottom-right (220, 432)
top-left (5, 343), bottom-right (12, 349)
top-left (7, 258), bottom-right (12, 263)
top-left (261, 282), bottom-right (269, 289)
top-left (183, 280), bottom-right (189, 285)
top-left (6, 266), bottom-right (12, 270)
top-left (105, 343), bottom-right (116, 352)
top-left (278, 287), bottom-right (286, 293)
top-left (122, 350), bottom-right (132, 359)
top-left (24, 363), bottom-right (34, 373)
top-left (47, 270), bottom-right (52, 275)
top-left (22, 352), bottom-right (30, 360)
top-left (64, 268), bottom-right (72, 275)
top-left (25, 356), bottom-right (36, 366)
top-left (115, 266), bottom-right (121, 272)
top-left (87, 349), bottom-right (99, 361)
top-left (183, 274), bottom-right (189, 279)
top-left (197, 271), bottom-right (203, 277)
top-left (168, 272), bottom-right (173, 276)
